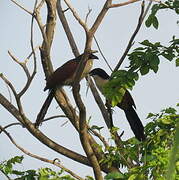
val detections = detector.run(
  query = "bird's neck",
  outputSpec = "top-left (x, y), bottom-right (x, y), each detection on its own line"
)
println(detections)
top-left (93, 76), bottom-right (109, 94)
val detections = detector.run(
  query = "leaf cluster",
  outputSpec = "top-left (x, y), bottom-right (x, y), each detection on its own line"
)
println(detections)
top-left (145, 1), bottom-right (179, 29)
top-left (0, 156), bottom-right (75, 180)
top-left (103, 36), bottom-right (178, 106)
top-left (103, 70), bottom-right (139, 106)
top-left (128, 37), bottom-right (179, 75)
top-left (102, 106), bottom-right (179, 179)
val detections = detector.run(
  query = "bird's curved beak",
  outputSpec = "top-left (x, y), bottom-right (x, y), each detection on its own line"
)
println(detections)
top-left (90, 54), bottom-right (99, 60)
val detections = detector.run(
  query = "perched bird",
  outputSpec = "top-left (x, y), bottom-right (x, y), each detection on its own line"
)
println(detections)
top-left (35, 53), bottom-right (98, 128)
top-left (89, 68), bottom-right (145, 141)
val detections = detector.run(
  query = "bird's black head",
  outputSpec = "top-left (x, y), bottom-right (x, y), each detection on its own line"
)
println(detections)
top-left (89, 68), bottom-right (110, 80)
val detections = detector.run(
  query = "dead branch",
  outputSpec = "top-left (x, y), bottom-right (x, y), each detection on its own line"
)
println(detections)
top-left (89, 127), bottom-right (109, 149)
top-left (0, 123), bottom-right (22, 133)
top-left (109, 0), bottom-right (140, 8)
top-left (0, 92), bottom-right (92, 167)
top-left (0, 126), bottom-right (84, 180)
top-left (10, 0), bottom-right (32, 15)
top-left (63, 0), bottom-right (89, 32)
top-left (56, 0), bottom-right (80, 57)
top-left (0, 73), bottom-right (18, 99)
top-left (94, 36), bottom-right (113, 72)
top-left (85, 7), bottom-right (92, 24)
top-left (42, 115), bottom-right (67, 124)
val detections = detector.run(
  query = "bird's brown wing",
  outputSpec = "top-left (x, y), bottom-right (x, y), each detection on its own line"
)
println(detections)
top-left (44, 60), bottom-right (79, 91)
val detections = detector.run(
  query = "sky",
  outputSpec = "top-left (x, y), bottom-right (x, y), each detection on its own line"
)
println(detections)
top-left (0, 0), bottom-right (179, 179)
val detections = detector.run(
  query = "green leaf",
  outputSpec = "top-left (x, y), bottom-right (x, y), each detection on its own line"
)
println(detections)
top-left (128, 174), bottom-right (138, 180)
top-left (162, 52), bottom-right (175, 61)
top-left (147, 113), bottom-right (156, 119)
top-left (140, 65), bottom-right (150, 75)
top-left (140, 40), bottom-right (154, 47)
top-left (145, 14), bottom-right (153, 27)
top-left (159, 117), bottom-right (173, 125)
top-left (176, 58), bottom-right (179, 67)
top-left (105, 172), bottom-right (125, 179)
top-left (151, 4), bottom-right (160, 15)
top-left (164, 107), bottom-right (177, 114)
top-left (149, 54), bottom-right (160, 66)
top-left (152, 16), bottom-right (159, 29)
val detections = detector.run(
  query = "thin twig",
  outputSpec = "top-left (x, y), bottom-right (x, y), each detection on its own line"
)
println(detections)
top-left (94, 36), bottom-right (113, 72)
top-left (56, 0), bottom-right (79, 57)
top-left (141, 0), bottom-right (153, 22)
top-left (89, 127), bottom-right (109, 149)
top-left (42, 115), bottom-right (67, 123)
top-left (0, 169), bottom-right (11, 180)
top-left (0, 74), bottom-right (18, 99)
top-left (109, 0), bottom-right (140, 8)
top-left (10, 0), bottom-right (32, 15)
top-left (0, 126), bottom-right (84, 180)
top-left (85, 6), bottom-right (92, 24)
top-left (114, 1), bottom-right (145, 72)
top-left (63, 0), bottom-right (89, 32)
top-left (0, 123), bottom-right (22, 133)
top-left (8, 50), bottom-right (30, 80)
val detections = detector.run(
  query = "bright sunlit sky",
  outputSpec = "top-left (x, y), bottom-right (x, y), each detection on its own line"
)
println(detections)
top-left (0, 0), bottom-right (179, 178)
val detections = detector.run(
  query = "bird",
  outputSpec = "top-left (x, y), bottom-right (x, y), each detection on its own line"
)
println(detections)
top-left (89, 68), bottom-right (145, 141)
top-left (35, 53), bottom-right (98, 128)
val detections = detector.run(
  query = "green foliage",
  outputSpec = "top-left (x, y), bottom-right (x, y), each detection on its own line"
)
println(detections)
top-left (104, 172), bottom-right (124, 179)
top-left (128, 37), bottom-right (179, 76)
top-left (103, 106), bottom-right (179, 179)
top-left (103, 70), bottom-right (138, 106)
top-left (0, 156), bottom-right (75, 180)
top-left (103, 37), bottom-right (178, 106)
top-left (166, 121), bottom-right (179, 180)
top-left (145, 4), bottom-right (160, 29)
top-left (145, 0), bottom-right (179, 29)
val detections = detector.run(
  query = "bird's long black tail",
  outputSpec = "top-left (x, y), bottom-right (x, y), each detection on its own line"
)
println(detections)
top-left (124, 107), bottom-right (145, 141)
top-left (35, 90), bottom-right (54, 128)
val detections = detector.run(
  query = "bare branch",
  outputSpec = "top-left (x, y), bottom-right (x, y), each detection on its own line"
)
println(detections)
top-left (109, 0), bottom-right (140, 8)
top-left (0, 123), bottom-right (22, 134)
top-left (85, 7), bottom-right (92, 24)
top-left (141, 0), bottom-right (153, 21)
top-left (89, 127), bottom-right (109, 149)
top-left (63, 0), bottom-right (89, 32)
top-left (94, 36), bottom-right (113, 72)
top-left (0, 73), bottom-right (18, 99)
top-left (72, 84), bottom-right (103, 179)
top-left (8, 48), bottom-right (38, 98)
top-left (90, 0), bottom-right (112, 35)
top-left (8, 50), bottom-right (30, 80)
top-left (0, 126), bottom-right (84, 180)
top-left (10, 0), bottom-right (32, 15)
top-left (0, 93), bottom-right (91, 167)
top-left (114, 1), bottom-right (145, 72)
top-left (42, 115), bottom-right (67, 124)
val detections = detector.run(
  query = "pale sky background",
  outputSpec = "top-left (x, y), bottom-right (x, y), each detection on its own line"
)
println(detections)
top-left (0, 0), bottom-right (179, 179)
